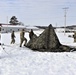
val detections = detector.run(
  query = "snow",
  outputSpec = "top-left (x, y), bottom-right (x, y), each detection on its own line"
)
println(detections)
top-left (0, 30), bottom-right (76, 75)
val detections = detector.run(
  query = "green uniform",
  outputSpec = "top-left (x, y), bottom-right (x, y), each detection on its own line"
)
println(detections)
top-left (20, 29), bottom-right (27, 47)
top-left (11, 31), bottom-right (15, 44)
top-left (73, 32), bottom-right (76, 42)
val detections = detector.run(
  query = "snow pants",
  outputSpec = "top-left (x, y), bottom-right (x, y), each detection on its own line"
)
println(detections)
top-left (11, 38), bottom-right (15, 44)
top-left (20, 37), bottom-right (27, 47)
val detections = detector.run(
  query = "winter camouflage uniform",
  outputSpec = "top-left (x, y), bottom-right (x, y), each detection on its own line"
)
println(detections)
top-left (73, 32), bottom-right (76, 42)
top-left (11, 31), bottom-right (15, 44)
top-left (20, 29), bottom-right (27, 47)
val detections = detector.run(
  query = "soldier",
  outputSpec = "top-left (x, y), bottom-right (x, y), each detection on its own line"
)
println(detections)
top-left (20, 29), bottom-right (27, 47)
top-left (29, 29), bottom-right (34, 39)
top-left (11, 31), bottom-right (15, 44)
top-left (73, 31), bottom-right (76, 42)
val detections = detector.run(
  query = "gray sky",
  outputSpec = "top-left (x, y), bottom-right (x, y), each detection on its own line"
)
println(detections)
top-left (0, 0), bottom-right (76, 26)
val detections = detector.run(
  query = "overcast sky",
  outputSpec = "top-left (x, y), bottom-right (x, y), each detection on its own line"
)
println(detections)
top-left (0, 0), bottom-right (76, 26)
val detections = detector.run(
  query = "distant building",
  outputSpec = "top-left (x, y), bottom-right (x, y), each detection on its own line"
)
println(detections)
top-left (0, 23), bottom-right (40, 33)
top-left (0, 23), bottom-right (26, 33)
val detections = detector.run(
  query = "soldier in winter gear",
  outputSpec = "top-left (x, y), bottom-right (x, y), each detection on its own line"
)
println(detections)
top-left (20, 29), bottom-right (27, 47)
top-left (73, 32), bottom-right (76, 42)
top-left (11, 31), bottom-right (15, 44)
top-left (29, 29), bottom-right (34, 39)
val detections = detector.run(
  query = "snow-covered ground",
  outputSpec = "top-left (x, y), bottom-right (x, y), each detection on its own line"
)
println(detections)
top-left (0, 30), bottom-right (76, 75)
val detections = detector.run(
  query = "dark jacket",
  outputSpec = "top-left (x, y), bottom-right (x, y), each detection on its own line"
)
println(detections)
top-left (11, 31), bottom-right (15, 39)
top-left (29, 29), bottom-right (34, 39)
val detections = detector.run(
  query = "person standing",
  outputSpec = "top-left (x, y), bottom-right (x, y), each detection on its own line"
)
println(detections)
top-left (73, 31), bottom-right (76, 42)
top-left (20, 29), bottom-right (27, 47)
top-left (11, 31), bottom-right (15, 44)
top-left (29, 29), bottom-right (34, 40)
